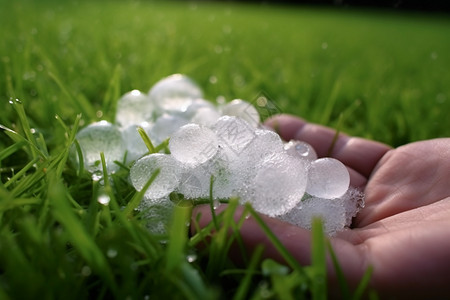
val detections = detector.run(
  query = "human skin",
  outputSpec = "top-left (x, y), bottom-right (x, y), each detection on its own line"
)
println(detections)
top-left (191, 114), bottom-right (450, 299)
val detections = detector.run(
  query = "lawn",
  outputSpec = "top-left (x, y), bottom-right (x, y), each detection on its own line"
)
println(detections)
top-left (0, 0), bottom-right (449, 298)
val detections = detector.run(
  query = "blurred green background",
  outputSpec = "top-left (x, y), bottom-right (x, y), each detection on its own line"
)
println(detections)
top-left (1, 0), bottom-right (449, 147)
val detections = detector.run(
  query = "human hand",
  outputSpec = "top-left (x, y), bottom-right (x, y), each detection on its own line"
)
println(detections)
top-left (192, 114), bottom-right (450, 298)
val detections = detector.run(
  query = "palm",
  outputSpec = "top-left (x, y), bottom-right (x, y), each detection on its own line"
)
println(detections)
top-left (192, 114), bottom-right (450, 298)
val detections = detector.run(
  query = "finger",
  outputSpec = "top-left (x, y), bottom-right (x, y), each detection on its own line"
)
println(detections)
top-left (347, 166), bottom-right (367, 188)
top-left (265, 114), bottom-right (391, 179)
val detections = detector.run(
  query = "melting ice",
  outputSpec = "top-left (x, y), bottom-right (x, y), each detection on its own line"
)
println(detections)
top-left (72, 74), bottom-right (364, 235)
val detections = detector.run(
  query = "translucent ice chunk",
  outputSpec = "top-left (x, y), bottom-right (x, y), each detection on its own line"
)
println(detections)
top-left (149, 114), bottom-right (189, 145)
top-left (213, 116), bottom-right (257, 157)
top-left (73, 121), bottom-right (126, 173)
top-left (279, 195), bottom-right (347, 235)
top-left (241, 153), bottom-right (308, 217)
top-left (221, 99), bottom-right (260, 128)
top-left (115, 90), bottom-right (155, 128)
top-left (130, 153), bottom-right (181, 199)
top-left (137, 196), bottom-right (175, 234)
top-left (169, 124), bottom-right (219, 167)
top-left (279, 188), bottom-right (364, 235)
top-left (284, 140), bottom-right (318, 162)
top-left (306, 158), bottom-right (350, 199)
top-left (177, 167), bottom-right (211, 200)
top-left (213, 126), bottom-right (286, 198)
top-left (177, 154), bottom-right (239, 200)
top-left (121, 122), bottom-right (153, 164)
top-left (241, 129), bottom-right (285, 162)
top-left (149, 74), bottom-right (203, 113)
top-left (191, 106), bottom-right (221, 127)
top-left (182, 98), bottom-right (216, 119)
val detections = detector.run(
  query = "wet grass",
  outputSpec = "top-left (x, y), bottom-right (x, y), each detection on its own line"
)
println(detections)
top-left (0, 0), bottom-right (449, 298)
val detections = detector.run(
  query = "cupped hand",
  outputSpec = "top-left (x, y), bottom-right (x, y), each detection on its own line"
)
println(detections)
top-left (192, 114), bottom-right (450, 298)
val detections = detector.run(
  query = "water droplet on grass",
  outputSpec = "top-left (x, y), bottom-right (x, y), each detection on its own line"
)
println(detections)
top-left (98, 193), bottom-right (110, 206)
top-left (107, 248), bottom-right (118, 258)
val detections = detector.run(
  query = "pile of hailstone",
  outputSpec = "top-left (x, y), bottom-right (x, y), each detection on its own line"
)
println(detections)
top-left (72, 74), bottom-right (364, 235)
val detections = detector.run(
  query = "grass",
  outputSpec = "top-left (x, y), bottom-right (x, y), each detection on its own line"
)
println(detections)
top-left (0, 0), bottom-right (449, 298)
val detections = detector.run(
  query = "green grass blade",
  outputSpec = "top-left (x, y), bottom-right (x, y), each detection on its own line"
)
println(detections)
top-left (137, 126), bottom-right (156, 154)
top-left (102, 64), bottom-right (122, 122)
top-left (352, 265), bottom-right (374, 300)
top-left (166, 203), bottom-right (192, 270)
top-left (208, 175), bottom-right (219, 230)
top-left (327, 240), bottom-right (351, 299)
top-left (311, 217), bottom-right (327, 300)
top-left (0, 140), bottom-right (28, 161)
top-left (245, 204), bottom-right (305, 276)
top-left (3, 157), bottom-right (40, 189)
top-left (0, 125), bottom-right (45, 159)
top-left (233, 245), bottom-right (264, 300)
top-left (48, 173), bottom-right (117, 293)
top-left (122, 168), bottom-right (160, 217)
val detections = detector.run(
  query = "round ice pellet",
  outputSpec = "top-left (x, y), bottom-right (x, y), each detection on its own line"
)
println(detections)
top-left (221, 99), bottom-right (260, 128)
top-left (149, 74), bottom-right (203, 113)
top-left (182, 98), bottom-right (216, 119)
top-left (213, 116), bottom-right (257, 158)
top-left (241, 153), bottom-right (308, 217)
top-left (137, 196), bottom-right (175, 234)
top-left (191, 106), bottom-right (221, 127)
top-left (73, 121), bottom-right (126, 174)
top-left (306, 157), bottom-right (350, 199)
top-left (169, 124), bottom-right (219, 167)
top-left (284, 140), bottom-right (318, 162)
top-left (115, 90), bottom-right (155, 128)
top-left (242, 129), bottom-right (285, 162)
top-left (130, 153), bottom-right (181, 199)
top-left (149, 114), bottom-right (189, 145)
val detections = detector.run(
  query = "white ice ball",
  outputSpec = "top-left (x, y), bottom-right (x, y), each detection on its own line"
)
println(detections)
top-left (221, 99), bottom-right (260, 128)
top-left (169, 124), bottom-right (219, 167)
top-left (73, 121), bottom-right (126, 174)
top-left (149, 74), bottom-right (203, 113)
top-left (115, 90), bottom-right (155, 128)
top-left (306, 157), bottom-right (350, 199)
top-left (130, 153), bottom-right (181, 199)
top-left (284, 140), bottom-right (318, 162)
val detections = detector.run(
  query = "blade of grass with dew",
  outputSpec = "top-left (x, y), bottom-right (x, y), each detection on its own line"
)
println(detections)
top-left (8, 98), bottom-right (42, 159)
top-left (208, 175), bottom-right (218, 230)
top-left (4, 157), bottom-right (40, 189)
top-left (97, 152), bottom-right (113, 227)
top-left (47, 172), bottom-right (117, 293)
top-left (0, 125), bottom-right (46, 160)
